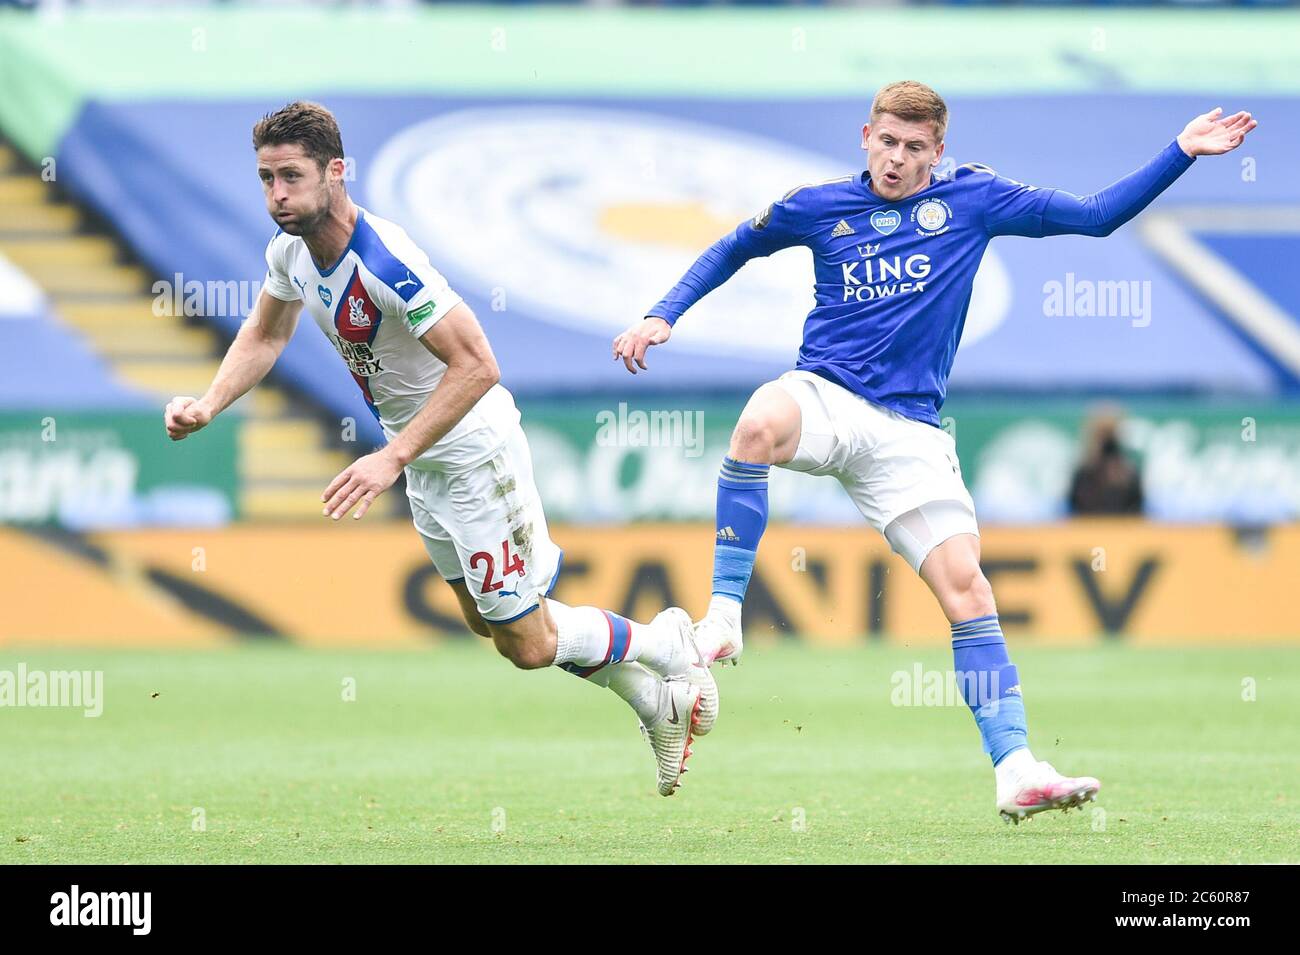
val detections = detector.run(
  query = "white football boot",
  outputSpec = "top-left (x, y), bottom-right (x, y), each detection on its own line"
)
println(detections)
top-left (640, 677), bottom-right (703, 796)
top-left (648, 608), bottom-right (718, 736)
top-left (692, 597), bottom-right (744, 667)
top-left (996, 759), bottom-right (1101, 825)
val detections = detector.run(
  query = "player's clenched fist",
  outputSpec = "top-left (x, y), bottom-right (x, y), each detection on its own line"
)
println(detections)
top-left (612, 316), bottom-right (672, 375)
top-left (164, 396), bottom-right (213, 441)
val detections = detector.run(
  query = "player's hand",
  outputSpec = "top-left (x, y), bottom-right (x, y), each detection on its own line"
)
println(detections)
top-left (164, 396), bottom-right (214, 441)
top-left (322, 448), bottom-right (403, 521)
top-left (1176, 107), bottom-right (1257, 158)
top-left (612, 316), bottom-right (672, 375)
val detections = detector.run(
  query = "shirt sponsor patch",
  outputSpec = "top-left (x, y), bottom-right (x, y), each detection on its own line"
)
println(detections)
top-left (406, 301), bottom-right (436, 329)
top-left (870, 209), bottom-right (901, 236)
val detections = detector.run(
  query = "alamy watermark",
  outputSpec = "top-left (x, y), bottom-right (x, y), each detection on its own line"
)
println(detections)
top-left (1043, 273), bottom-right (1152, 328)
top-left (152, 274), bottom-right (262, 318)
top-left (50, 885), bottom-right (150, 935)
top-left (595, 402), bottom-right (705, 458)
top-left (0, 664), bottom-right (103, 717)
top-left (890, 664), bottom-right (1014, 711)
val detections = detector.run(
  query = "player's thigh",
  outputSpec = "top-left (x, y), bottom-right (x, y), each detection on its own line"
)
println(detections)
top-left (890, 504), bottom-right (983, 582)
top-left (838, 404), bottom-right (979, 563)
top-left (732, 380), bottom-right (804, 464)
top-left (758, 371), bottom-right (856, 473)
top-left (433, 427), bottom-right (564, 628)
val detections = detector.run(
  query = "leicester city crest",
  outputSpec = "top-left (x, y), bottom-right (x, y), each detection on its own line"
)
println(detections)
top-left (912, 198), bottom-right (953, 237)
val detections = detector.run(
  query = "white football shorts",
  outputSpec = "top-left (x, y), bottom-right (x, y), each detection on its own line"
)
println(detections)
top-left (772, 370), bottom-right (979, 572)
top-left (404, 423), bottom-right (563, 623)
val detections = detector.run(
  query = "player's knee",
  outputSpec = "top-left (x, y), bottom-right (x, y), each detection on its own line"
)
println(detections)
top-left (951, 563), bottom-right (996, 616)
top-left (730, 413), bottom-right (778, 462)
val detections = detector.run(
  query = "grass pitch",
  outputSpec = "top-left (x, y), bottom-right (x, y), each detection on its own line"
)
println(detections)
top-left (2, 643), bottom-right (1296, 864)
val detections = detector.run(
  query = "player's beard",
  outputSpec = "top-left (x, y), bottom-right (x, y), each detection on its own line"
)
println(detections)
top-left (277, 187), bottom-right (333, 237)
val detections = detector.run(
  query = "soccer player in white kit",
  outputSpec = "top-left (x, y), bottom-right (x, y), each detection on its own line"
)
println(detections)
top-left (163, 101), bottom-right (716, 796)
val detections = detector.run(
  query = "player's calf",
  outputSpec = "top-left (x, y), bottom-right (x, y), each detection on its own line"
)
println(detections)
top-left (483, 608), bottom-right (553, 670)
top-left (447, 578), bottom-right (493, 638)
top-left (488, 627), bottom-right (555, 670)
top-left (916, 531), bottom-right (995, 623)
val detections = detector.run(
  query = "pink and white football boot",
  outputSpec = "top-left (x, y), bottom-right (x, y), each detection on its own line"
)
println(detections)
top-left (996, 759), bottom-right (1101, 825)
top-left (692, 596), bottom-right (744, 668)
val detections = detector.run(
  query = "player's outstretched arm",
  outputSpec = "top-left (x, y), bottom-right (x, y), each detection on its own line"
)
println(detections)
top-left (987, 107), bottom-right (1257, 240)
top-left (321, 302), bottom-right (499, 521)
top-left (612, 232), bottom-right (754, 375)
top-left (164, 288), bottom-right (301, 441)
top-left (614, 188), bottom-right (811, 374)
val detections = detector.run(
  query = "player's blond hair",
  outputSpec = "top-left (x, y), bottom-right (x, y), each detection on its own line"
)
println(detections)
top-left (870, 81), bottom-right (948, 143)
top-left (252, 101), bottom-right (345, 171)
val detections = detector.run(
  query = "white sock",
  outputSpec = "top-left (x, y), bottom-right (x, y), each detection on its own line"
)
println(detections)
top-left (708, 593), bottom-right (742, 628)
top-left (547, 601), bottom-right (612, 668)
top-left (547, 599), bottom-right (672, 668)
top-left (547, 599), bottom-right (685, 677)
top-left (994, 747), bottom-right (1038, 789)
top-left (548, 602), bottom-right (665, 724)
top-left (585, 662), bottom-right (664, 725)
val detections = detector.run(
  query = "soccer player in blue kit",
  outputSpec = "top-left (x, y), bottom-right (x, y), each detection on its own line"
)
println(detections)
top-left (612, 81), bottom-right (1256, 822)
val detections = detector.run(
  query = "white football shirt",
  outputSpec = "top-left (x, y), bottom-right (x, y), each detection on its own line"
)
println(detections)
top-left (263, 206), bottom-right (519, 471)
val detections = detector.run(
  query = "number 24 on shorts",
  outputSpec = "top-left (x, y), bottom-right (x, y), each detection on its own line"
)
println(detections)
top-left (470, 539), bottom-right (527, 594)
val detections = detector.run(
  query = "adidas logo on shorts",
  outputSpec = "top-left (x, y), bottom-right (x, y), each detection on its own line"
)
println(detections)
top-left (716, 526), bottom-right (741, 542)
top-left (830, 219), bottom-right (855, 238)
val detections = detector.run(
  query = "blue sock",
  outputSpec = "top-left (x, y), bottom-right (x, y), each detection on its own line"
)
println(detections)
top-left (951, 614), bottom-right (1028, 766)
top-left (713, 457), bottom-right (770, 602)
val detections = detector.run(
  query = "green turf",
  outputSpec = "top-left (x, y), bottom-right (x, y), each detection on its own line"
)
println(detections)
top-left (1, 643), bottom-right (1296, 864)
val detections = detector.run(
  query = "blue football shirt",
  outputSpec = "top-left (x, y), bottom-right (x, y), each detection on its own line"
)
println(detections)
top-left (648, 139), bottom-right (1195, 426)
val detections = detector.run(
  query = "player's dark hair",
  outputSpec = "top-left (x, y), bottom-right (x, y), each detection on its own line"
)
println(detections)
top-left (871, 81), bottom-right (949, 142)
top-left (252, 101), bottom-right (345, 171)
